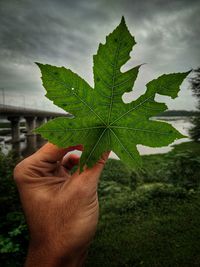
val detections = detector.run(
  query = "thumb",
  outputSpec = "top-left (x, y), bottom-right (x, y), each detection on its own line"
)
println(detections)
top-left (66, 151), bottom-right (110, 196)
top-left (88, 151), bottom-right (110, 175)
top-left (80, 151), bottom-right (110, 186)
top-left (70, 151), bottom-right (110, 186)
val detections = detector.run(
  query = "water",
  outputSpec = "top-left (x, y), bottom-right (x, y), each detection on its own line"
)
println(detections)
top-left (0, 117), bottom-right (192, 158)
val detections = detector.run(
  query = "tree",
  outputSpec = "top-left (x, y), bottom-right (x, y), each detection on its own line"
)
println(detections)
top-left (189, 68), bottom-right (200, 142)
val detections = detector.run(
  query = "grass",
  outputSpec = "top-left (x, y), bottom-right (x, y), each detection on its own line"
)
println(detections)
top-left (86, 189), bottom-right (200, 267)
top-left (85, 141), bottom-right (200, 267)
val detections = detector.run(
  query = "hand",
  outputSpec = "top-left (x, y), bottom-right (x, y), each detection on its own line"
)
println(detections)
top-left (14, 143), bottom-right (109, 267)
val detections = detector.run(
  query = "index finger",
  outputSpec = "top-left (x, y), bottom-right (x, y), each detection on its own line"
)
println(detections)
top-left (35, 142), bottom-right (83, 163)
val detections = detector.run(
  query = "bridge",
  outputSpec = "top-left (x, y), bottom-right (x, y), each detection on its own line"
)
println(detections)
top-left (0, 104), bottom-right (70, 155)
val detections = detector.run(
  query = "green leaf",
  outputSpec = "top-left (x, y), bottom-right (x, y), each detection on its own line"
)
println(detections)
top-left (35, 16), bottom-right (191, 170)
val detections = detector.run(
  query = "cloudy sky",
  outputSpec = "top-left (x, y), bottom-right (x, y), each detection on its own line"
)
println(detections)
top-left (0, 0), bottom-right (199, 111)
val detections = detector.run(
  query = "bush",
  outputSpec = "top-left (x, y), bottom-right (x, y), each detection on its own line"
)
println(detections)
top-left (1, 149), bottom-right (199, 266)
top-left (0, 151), bottom-right (28, 266)
top-left (157, 151), bottom-right (200, 189)
top-left (189, 116), bottom-right (200, 142)
top-left (100, 159), bottom-right (132, 186)
top-left (100, 159), bottom-right (142, 189)
top-left (87, 187), bottom-right (200, 267)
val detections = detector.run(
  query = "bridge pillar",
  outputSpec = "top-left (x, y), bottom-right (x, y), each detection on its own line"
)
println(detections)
top-left (25, 116), bottom-right (37, 153)
top-left (7, 116), bottom-right (21, 156)
top-left (7, 116), bottom-right (20, 143)
top-left (36, 117), bottom-right (47, 147)
top-left (25, 116), bottom-right (36, 134)
top-left (36, 117), bottom-right (46, 128)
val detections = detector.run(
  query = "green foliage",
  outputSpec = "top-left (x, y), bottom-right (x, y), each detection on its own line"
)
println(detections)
top-left (1, 142), bottom-right (199, 266)
top-left (157, 110), bottom-right (199, 117)
top-left (87, 186), bottom-right (200, 267)
top-left (171, 141), bottom-right (200, 155)
top-left (99, 182), bottom-right (188, 215)
top-left (189, 67), bottom-right (200, 142)
top-left (141, 141), bottom-right (200, 184)
top-left (99, 159), bottom-right (143, 197)
top-left (100, 159), bottom-right (131, 185)
top-left (35, 17), bottom-right (190, 170)
top-left (0, 151), bottom-right (28, 266)
top-left (129, 170), bottom-right (144, 190)
top-left (190, 67), bottom-right (200, 99)
top-left (159, 151), bottom-right (200, 189)
top-left (190, 116), bottom-right (200, 142)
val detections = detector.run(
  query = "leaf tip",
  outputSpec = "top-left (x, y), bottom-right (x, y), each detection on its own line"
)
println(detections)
top-left (121, 16), bottom-right (126, 24)
top-left (35, 62), bottom-right (43, 69)
top-left (178, 132), bottom-right (188, 139)
top-left (186, 69), bottom-right (193, 76)
top-left (120, 16), bottom-right (128, 29)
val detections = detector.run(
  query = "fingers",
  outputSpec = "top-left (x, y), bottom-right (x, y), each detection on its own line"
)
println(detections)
top-left (34, 142), bottom-right (83, 163)
top-left (83, 151), bottom-right (110, 184)
top-left (70, 151), bottom-right (110, 188)
top-left (61, 154), bottom-right (80, 171)
top-left (88, 151), bottom-right (110, 175)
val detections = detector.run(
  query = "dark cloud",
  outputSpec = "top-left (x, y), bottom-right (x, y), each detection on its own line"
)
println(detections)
top-left (0, 0), bottom-right (199, 110)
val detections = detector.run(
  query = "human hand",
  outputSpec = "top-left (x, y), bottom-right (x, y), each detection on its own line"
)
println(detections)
top-left (14, 143), bottom-right (109, 267)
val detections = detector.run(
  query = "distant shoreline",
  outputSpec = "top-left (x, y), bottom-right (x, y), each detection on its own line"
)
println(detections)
top-left (156, 110), bottom-right (199, 117)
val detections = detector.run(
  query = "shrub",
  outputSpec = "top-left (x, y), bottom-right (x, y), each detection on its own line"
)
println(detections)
top-left (158, 151), bottom-right (200, 189)
top-left (100, 159), bottom-right (132, 186)
top-left (0, 151), bottom-right (28, 266)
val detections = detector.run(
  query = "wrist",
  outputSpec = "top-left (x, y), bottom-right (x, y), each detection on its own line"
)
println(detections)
top-left (25, 244), bottom-right (87, 267)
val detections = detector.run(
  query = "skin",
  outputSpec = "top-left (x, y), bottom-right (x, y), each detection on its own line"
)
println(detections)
top-left (13, 143), bottom-right (110, 267)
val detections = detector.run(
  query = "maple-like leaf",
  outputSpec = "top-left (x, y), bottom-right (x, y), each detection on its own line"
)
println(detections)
top-left (35, 17), bottom-right (190, 170)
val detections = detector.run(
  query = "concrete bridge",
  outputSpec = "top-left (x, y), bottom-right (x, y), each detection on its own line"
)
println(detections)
top-left (0, 104), bottom-right (69, 156)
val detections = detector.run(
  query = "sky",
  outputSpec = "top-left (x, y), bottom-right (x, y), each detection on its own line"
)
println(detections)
top-left (0, 0), bottom-right (200, 111)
